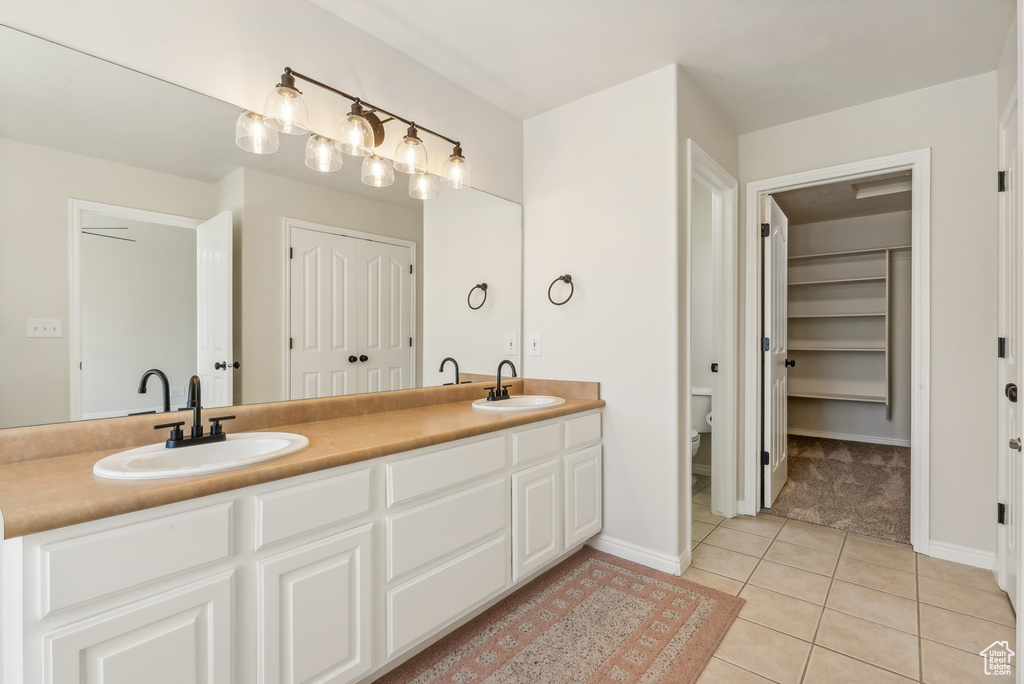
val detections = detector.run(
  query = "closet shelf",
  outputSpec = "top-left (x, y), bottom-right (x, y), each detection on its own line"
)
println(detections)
top-left (789, 276), bottom-right (885, 287)
top-left (788, 346), bottom-right (885, 352)
top-left (788, 245), bottom-right (911, 261)
top-left (788, 391), bottom-right (887, 404)
top-left (788, 312), bottom-right (885, 319)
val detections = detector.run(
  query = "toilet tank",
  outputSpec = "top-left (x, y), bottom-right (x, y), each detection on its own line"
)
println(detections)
top-left (692, 387), bottom-right (712, 433)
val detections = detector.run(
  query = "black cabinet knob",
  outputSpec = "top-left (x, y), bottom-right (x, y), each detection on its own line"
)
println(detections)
top-left (349, 356), bottom-right (358, 363)
top-left (1007, 383), bottom-right (1018, 403)
top-left (359, 355), bottom-right (369, 362)
top-left (214, 361), bottom-right (227, 370)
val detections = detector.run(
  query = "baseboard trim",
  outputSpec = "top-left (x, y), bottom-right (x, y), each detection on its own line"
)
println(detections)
top-left (692, 463), bottom-right (712, 477)
top-left (787, 428), bottom-right (911, 448)
top-left (927, 539), bottom-right (995, 571)
top-left (588, 534), bottom-right (687, 576)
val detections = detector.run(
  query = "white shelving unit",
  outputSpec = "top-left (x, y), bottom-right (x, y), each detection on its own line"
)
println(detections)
top-left (786, 245), bottom-right (909, 417)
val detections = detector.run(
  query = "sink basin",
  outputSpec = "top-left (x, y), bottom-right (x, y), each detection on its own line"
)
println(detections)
top-left (472, 395), bottom-right (566, 412)
top-left (93, 432), bottom-right (310, 480)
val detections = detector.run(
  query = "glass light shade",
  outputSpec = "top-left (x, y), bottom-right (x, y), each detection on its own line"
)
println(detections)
top-left (394, 133), bottom-right (428, 174)
top-left (263, 85), bottom-right (309, 135)
top-left (304, 135), bottom-right (342, 172)
top-left (235, 111), bottom-right (279, 154)
top-left (441, 153), bottom-right (471, 189)
top-left (409, 173), bottom-right (438, 200)
top-left (361, 154), bottom-right (395, 187)
top-left (337, 113), bottom-right (374, 156)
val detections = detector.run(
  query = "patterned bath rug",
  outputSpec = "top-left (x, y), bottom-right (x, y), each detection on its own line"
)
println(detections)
top-left (373, 547), bottom-right (744, 684)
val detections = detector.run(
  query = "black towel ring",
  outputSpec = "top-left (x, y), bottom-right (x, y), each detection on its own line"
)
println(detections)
top-left (468, 283), bottom-right (488, 310)
top-left (548, 274), bottom-right (574, 306)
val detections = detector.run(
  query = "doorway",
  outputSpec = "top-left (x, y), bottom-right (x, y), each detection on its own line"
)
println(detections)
top-left (69, 201), bottom-right (233, 419)
top-left (686, 140), bottom-right (739, 553)
top-left (743, 149), bottom-right (932, 553)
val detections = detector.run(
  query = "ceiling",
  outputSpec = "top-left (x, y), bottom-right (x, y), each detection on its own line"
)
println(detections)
top-left (773, 172), bottom-right (912, 225)
top-left (311, 0), bottom-right (1015, 133)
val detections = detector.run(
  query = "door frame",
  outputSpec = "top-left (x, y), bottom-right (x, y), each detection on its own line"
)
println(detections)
top-left (685, 140), bottom-right (739, 522)
top-left (282, 217), bottom-right (417, 398)
top-left (741, 149), bottom-right (932, 554)
top-left (997, 84), bottom-right (1020, 598)
top-left (68, 199), bottom-right (202, 420)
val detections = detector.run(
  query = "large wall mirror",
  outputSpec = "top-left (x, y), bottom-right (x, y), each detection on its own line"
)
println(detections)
top-left (0, 25), bottom-right (523, 430)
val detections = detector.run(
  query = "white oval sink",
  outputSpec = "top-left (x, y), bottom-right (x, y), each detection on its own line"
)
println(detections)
top-left (472, 395), bottom-right (566, 412)
top-left (93, 432), bottom-right (310, 480)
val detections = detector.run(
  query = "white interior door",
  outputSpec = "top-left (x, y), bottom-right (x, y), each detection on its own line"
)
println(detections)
top-left (289, 226), bottom-right (412, 397)
top-left (762, 195), bottom-right (789, 507)
top-left (197, 210), bottom-right (233, 408)
top-left (998, 96), bottom-right (1020, 609)
top-left (358, 240), bottom-right (412, 393)
top-left (289, 227), bottom-right (359, 399)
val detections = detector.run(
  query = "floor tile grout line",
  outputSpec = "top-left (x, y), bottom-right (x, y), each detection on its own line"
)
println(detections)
top-left (916, 550), bottom-right (923, 684)
top-left (798, 529), bottom-right (846, 684)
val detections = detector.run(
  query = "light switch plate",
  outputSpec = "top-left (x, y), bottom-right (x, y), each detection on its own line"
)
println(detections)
top-left (27, 319), bottom-right (62, 338)
top-left (529, 333), bottom-right (542, 356)
top-left (505, 333), bottom-right (518, 356)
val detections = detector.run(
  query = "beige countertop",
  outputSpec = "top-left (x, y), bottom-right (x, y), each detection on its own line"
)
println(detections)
top-left (0, 382), bottom-right (602, 539)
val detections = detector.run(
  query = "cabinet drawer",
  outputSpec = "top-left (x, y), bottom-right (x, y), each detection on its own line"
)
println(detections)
top-left (255, 468), bottom-right (371, 549)
top-left (387, 478), bottom-right (506, 581)
top-left (512, 422), bottom-right (562, 467)
top-left (387, 436), bottom-right (506, 506)
top-left (38, 503), bottom-right (232, 617)
top-left (564, 412), bottom-right (601, 451)
top-left (386, 537), bottom-right (506, 657)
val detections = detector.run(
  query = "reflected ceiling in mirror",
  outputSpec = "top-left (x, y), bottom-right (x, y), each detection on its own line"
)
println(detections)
top-left (0, 25), bottom-right (522, 430)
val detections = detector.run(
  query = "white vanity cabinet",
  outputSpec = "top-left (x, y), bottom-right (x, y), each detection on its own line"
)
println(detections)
top-left (512, 411), bottom-right (602, 581)
top-left (1, 409), bottom-right (602, 684)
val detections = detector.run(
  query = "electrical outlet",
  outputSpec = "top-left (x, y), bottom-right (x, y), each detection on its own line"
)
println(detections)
top-left (529, 333), bottom-right (542, 356)
top-left (27, 319), bottom-right (62, 338)
top-left (505, 333), bottom-right (518, 356)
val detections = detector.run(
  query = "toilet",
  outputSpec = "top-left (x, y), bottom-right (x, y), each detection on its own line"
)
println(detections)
top-left (690, 429), bottom-right (701, 486)
top-left (690, 389), bottom-right (713, 488)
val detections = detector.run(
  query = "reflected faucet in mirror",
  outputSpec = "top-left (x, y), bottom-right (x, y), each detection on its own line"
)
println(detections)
top-left (486, 360), bottom-right (517, 402)
top-left (138, 369), bottom-right (170, 413)
top-left (439, 357), bottom-right (460, 385)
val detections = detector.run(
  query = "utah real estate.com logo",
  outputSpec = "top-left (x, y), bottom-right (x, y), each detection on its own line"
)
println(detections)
top-left (980, 641), bottom-right (1014, 676)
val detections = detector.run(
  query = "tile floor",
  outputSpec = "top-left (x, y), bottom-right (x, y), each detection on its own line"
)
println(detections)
top-left (688, 478), bottom-right (1017, 683)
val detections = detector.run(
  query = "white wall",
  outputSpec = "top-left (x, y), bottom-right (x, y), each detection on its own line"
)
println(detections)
top-left (524, 65), bottom-right (737, 572)
top-left (81, 228), bottom-right (196, 417)
top-left (0, 0), bottom-right (523, 204)
top-left (0, 137), bottom-right (214, 428)
top-left (739, 73), bottom-right (998, 556)
top-left (236, 168), bottom-right (423, 405)
top-left (422, 190), bottom-right (522, 386)
top-left (786, 212), bottom-right (912, 445)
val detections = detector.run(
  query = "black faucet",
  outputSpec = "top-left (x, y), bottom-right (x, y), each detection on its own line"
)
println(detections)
top-left (439, 357), bottom-right (460, 385)
top-left (487, 360), bottom-right (517, 401)
top-left (138, 369), bottom-right (170, 413)
top-left (153, 375), bottom-right (235, 448)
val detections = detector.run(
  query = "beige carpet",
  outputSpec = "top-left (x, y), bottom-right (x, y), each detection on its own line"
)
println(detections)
top-left (761, 435), bottom-right (911, 544)
top-left (373, 547), bottom-right (744, 683)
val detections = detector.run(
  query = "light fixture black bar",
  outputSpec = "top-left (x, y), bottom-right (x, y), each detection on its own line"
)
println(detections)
top-left (284, 67), bottom-right (460, 147)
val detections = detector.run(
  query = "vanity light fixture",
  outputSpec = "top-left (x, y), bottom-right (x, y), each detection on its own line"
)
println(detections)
top-left (237, 67), bottom-right (471, 198)
top-left (234, 111), bottom-right (279, 154)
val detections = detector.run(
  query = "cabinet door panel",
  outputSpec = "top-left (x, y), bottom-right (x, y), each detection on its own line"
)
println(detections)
top-left (512, 459), bottom-right (562, 582)
top-left (258, 525), bottom-right (372, 684)
top-left (43, 572), bottom-right (232, 684)
top-left (565, 446), bottom-right (602, 547)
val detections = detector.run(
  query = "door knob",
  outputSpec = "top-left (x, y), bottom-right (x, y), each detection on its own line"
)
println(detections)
top-left (348, 355), bottom-right (358, 363)
top-left (1011, 438), bottom-right (1022, 452)
top-left (214, 361), bottom-right (227, 370)
top-left (359, 355), bottom-right (369, 362)
top-left (1007, 383), bottom-right (1018, 403)
top-left (785, 359), bottom-right (796, 368)
top-left (233, 361), bottom-right (240, 369)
